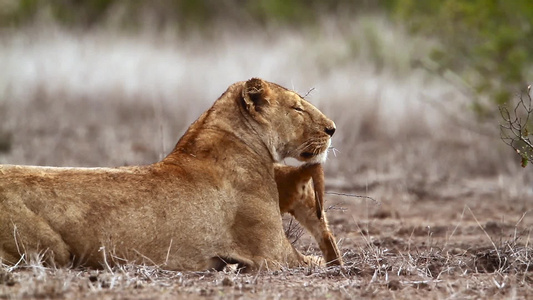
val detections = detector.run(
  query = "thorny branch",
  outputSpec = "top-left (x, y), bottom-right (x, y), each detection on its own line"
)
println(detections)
top-left (499, 85), bottom-right (533, 167)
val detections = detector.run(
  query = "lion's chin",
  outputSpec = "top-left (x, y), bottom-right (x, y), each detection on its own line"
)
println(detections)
top-left (299, 151), bottom-right (328, 164)
top-left (315, 150), bottom-right (329, 163)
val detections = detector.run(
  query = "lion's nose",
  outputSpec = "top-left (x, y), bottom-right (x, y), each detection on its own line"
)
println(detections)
top-left (325, 126), bottom-right (336, 137)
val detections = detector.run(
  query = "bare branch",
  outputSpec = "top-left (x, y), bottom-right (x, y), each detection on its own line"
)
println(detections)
top-left (499, 87), bottom-right (533, 167)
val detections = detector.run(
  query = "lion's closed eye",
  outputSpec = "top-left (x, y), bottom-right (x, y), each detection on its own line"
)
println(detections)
top-left (293, 106), bottom-right (304, 112)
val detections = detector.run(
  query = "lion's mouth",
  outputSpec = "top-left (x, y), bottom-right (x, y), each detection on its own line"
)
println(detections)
top-left (297, 139), bottom-right (332, 163)
top-left (300, 152), bottom-right (315, 159)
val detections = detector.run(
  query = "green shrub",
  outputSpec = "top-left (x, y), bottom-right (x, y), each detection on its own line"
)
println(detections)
top-left (391, 0), bottom-right (533, 111)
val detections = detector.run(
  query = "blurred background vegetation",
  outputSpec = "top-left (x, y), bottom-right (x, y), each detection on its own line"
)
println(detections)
top-left (0, 0), bottom-right (532, 166)
top-left (1, 0), bottom-right (531, 113)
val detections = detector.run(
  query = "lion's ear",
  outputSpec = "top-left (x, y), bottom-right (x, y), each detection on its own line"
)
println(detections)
top-left (242, 78), bottom-right (270, 111)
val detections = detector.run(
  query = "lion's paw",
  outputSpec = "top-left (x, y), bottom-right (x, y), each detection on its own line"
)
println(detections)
top-left (303, 255), bottom-right (325, 268)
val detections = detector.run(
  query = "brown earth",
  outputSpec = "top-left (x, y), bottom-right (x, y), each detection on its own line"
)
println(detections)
top-left (1, 178), bottom-right (532, 299)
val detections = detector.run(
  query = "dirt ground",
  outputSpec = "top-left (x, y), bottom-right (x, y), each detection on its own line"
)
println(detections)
top-left (1, 174), bottom-right (532, 299)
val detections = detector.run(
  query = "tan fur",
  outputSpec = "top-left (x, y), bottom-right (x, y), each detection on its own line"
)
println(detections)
top-left (275, 163), bottom-right (343, 266)
top-left (0, 78), bottom-right (336, 272)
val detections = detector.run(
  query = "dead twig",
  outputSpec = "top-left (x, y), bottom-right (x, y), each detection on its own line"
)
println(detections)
top-left (325, 191), bottom-right (380, 206)
top-left (284, 217), bottom-right (304, 244)
top-left (467, 206), bottom-right (503, 272)
top-left (303, 87), bottom-right (316, 99)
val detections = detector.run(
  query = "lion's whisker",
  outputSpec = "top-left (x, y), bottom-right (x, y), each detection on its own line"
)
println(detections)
top-left (329, 147), bottom-right (339, 157)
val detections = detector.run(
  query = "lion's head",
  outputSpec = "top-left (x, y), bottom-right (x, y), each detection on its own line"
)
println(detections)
top-left (240, 78), bottom-right (336, 163)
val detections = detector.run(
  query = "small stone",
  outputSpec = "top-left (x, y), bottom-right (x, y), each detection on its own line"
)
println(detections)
top-left (387, 279), bottom-right (402, 290)
top-left (0, 270), bottom-right (15, 286)
top-left (134, 280), bottom-right (144, 289)
top-left (222, 277), bottom-right (234, 286)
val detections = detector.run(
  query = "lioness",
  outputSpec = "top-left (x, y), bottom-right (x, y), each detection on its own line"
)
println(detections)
top-left (275, 163), bottom-right (343, 266)
top-left (0, 78), bottom-right (336, 272)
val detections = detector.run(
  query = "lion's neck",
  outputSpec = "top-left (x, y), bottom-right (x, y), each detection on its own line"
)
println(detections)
top-left (162, 91), bottom-right (274, 170)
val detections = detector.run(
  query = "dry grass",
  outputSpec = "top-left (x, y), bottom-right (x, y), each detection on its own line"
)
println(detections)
top-left (1, 229), bottom-right (532, 299)
top-left (1, 17), bottom-right (532, 299)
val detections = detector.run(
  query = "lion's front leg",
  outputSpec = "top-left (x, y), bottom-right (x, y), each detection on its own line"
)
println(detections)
top-left (227, 203), bottom-right (316, 272)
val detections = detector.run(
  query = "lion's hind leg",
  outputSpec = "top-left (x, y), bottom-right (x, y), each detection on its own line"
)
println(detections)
top-left (0, 200), bottom-right (71, 267)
